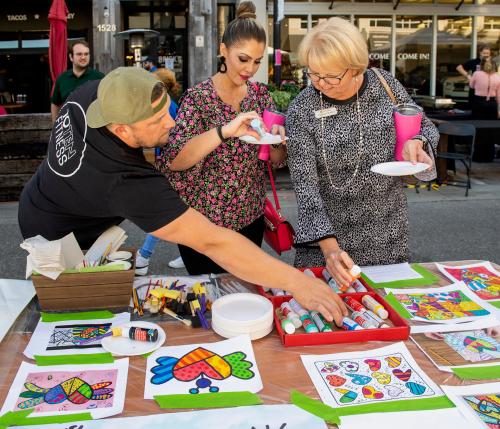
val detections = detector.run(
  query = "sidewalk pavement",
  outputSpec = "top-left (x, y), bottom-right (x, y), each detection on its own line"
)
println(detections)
top-left (1, 160), bottom-right (499, 280)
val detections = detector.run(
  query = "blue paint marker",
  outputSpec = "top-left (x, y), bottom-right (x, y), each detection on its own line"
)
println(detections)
top-left (341, 316), bottom-right (363, 331)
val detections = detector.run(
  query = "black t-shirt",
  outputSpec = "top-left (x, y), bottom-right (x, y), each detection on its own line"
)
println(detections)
top-left (462, 58), bottom-right (481, 73)
top-left (19, 80), bottom-right (188, 249)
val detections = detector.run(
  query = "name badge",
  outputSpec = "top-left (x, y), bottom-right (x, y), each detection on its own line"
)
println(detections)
top-left (314, 106), bottom-right (338, 119)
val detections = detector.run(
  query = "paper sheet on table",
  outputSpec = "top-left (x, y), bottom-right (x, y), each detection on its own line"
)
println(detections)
top-left (0, 359), bottom-right (128, 420)
top-left (441, 382), bottom-right (500, 429)
top-left (301, 342), bottom-right (443, 409)
top-left (83, 226), bottom-right (127, 265)
top-left (361, 263), bottom-right (423, 283)
top-left (21, 233), bottom-right (84, 280)
top-left (23, 312), bottom-right (131, 359)
top-left (0, 279), bottom-right (35, 342)
top-left (339, 408), bottom-right (468, 429)
top-left (411, 318), bottom-right (500, 372)
top-left (10, 404), bottom-right (328, 429)
top-left (386, 282), bottom-right (500, 332)
top-left (144, 334), bottom-right (262, 399)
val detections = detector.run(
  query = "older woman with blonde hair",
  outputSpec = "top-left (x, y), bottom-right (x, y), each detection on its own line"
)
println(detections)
top-left (286, 17), bottom-right (438, 289)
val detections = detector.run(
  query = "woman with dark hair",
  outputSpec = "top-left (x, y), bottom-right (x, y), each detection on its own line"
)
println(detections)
top-left (470, 58), bottom-right (500, 119)
top-left (155, 1), bottom-right (286, 275)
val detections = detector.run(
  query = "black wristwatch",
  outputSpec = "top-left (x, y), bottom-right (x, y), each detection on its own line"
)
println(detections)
top-left (412, 134), bottom-right (429, 152)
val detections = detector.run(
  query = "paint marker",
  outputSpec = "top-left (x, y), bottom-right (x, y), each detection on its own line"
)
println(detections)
top-left (361, 295), bottom-right (389, 319)
top-left (310, 311), bottom-right (333, 332)
top-left (271, 288), bottom-right (286, 296)
top-left (280, 301), bottom-right (302, 328)
top-left (341, 317), bottom-right (363, 331)
top-left (352, 279), bottom-right (368, 292)
top-left (276, 308), bottom-right (295, 334)
top-left (321, 269), bottom-right (340, 293)
top-left (303, 269), bottom-right (317, 278)
top-left (351, 311), bottom-right (377, 329)
top-left (350, 265), bottom-right (361, 281)
top-left (364, 310), bottom-right (390, 328)
top-left (345, 286), bottom-right (356, 293)
top-left (343, 296), bottom-right (367, 313)
top-left (289, 299), bottom-right (319, 333)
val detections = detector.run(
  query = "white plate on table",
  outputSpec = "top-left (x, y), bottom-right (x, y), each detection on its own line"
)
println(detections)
top-left (101, 321), bottom-right (166, 356)
top-left (370, 161), bottom-right (429, 177)
top-left (239, 134), bottom-right (288, 145)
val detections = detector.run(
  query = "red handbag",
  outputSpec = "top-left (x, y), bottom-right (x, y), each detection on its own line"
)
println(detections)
top-left (263, 161), bottom-right (295, 255)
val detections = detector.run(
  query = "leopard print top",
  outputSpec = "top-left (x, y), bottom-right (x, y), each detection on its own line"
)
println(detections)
top-left (286, 68), bottom-right (439, 268)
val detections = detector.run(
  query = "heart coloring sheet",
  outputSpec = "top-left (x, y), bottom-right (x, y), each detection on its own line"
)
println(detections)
top-left (144, 334), bottom-right (262, 399)
top-left (301, 342), bottom-right (443, 408)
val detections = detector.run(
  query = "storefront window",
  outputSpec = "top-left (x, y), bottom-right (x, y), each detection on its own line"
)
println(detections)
top-left (268, 15), bottom-right (308, 85)
top-left (436, 16), bottom-right (472, 100)
top-left (355, 16), bottom-right (392, 71)
top-left (312, 15), bottom-right (350, 28)
top-left (477, 16), bottom-right (500, 57)
top-left (395, 16), bottom-right (432, 96)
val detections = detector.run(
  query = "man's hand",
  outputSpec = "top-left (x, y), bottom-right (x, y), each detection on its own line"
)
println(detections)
top-left (291, 274), bottom-right (348, 326)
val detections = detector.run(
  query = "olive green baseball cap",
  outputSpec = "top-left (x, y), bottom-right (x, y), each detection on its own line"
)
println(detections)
top-left (86, 67), bottom-right (167, 128)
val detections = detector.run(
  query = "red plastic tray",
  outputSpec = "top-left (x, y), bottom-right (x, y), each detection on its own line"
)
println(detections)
top-left (272, 291), bottom-right (410, 347)
top-left (256, 266), bottom-right (375, 304)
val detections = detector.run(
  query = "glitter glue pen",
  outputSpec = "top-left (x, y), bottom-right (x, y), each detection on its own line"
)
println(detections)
top-left (341, 317), bottom-right (363, 331)
top-left (289, 299), bottom-right (319, 333)
top-left (276, 308), bottom-right (295, 334)
top-left (351, 311), bottom-right (377, 329)
top-left (361, 295), bottom-right (389, 319)
top-left (321, 269), bottom-right (340, 293)
top-left (343, 296), bottom-right (366, 313)
top-left (280, 301), bottom-right (302, 328)
top-left (309, 311), bottom-right (333, 332)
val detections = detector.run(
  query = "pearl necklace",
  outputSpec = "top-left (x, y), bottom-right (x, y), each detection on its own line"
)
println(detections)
top-left (319, 83), bottom-right (364, 192)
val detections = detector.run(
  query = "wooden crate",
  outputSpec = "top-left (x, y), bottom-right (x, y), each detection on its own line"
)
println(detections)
top-left (32, 250), bottom-right (135, 311)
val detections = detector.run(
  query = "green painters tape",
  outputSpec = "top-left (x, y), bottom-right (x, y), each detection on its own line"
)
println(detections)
top-left (154, 392), bottom-right (263, 409)
top-left (490, 301), bottom-right (500, 309)
top-left (334, 395), bottom-right (455, 417)
top-left (452, 365), bottom-right (500, 380)
top-left (361, 264), bottom-right (440, 289)
top-left (35, 353), bottom-right (114, 366)
top-left (41, 311), bottom-right (115, 322)
top-left (290, 390), bottom-right (340, 425)
top-left (384, 292), bottom-right (413, 319)
top-left (0, 410), bottom-right (92, 427)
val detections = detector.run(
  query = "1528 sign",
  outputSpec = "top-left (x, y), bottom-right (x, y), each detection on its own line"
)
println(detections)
top-left (97, 24), bottom-right (116, 32)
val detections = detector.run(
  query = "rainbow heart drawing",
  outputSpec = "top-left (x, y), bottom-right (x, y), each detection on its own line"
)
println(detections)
top-left (364, 359), bottom-right (381, 371)
top-left (392, 368), bottom-right (412, 382)
top-left (385, 356), bottom-right (402, 368)
top-left (326, 375), bottom-right (346, 387)
top-left (345, 373), bottom-right (372, 385)
top-left (362, 385), bottom-right (384, 399)
top-left (405, 382), bottom-right (426, 396)
top-left (336, 388), bottom-right (358, 404)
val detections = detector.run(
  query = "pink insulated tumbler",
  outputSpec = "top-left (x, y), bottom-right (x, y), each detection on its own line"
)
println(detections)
top-left (258, 109), bottom-right (286, 161)
top-left (393, 103), bottom-right (423, 161)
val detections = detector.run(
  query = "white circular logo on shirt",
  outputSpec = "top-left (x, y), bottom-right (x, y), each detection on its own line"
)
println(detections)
top-left (47, 101), bottom-right (87, 177)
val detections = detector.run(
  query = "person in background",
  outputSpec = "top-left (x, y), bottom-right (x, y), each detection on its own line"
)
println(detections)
top-left (286, 17), bottom-right (438, 290)
top-left (469, 58), bottom-right (500, 119)
top-left (51, 41), bottom-right (104, 122)
top-left (456, 45), bottom-right (491, 105)
top-left (155, 1), bottom-right (287, 276)
top-left (136, 67), bottom-right (184, 275)
top-left (143, 56), bottom-right (158, 73)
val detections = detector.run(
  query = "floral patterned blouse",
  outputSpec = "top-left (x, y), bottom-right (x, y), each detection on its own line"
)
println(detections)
top-left (157, 78), bottom-right (275, 230)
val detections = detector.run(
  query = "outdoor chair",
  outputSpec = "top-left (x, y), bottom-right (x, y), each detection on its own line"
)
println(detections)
top-left (437, 122), bottom-right (476, 197)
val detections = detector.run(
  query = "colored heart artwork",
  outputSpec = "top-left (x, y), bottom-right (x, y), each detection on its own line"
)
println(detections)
top-left (326, 375), bottom-right (346, 387)
top-left (372, 371), bottom-right (391, 385)
top-left (346, 373), bottom-right (372, 385)
top-left (384, 385), bottom-right (404, 397)
top-left (406, 382), bottom-right (426, 396)
top-left (321, 363), bottom-right (340, 373)
top-left (385, 356), bottom-right (402, 368)
top-left (364, 359), bottom-right (381, 371)
top-left (339, 361), bottom-right (359, 372)
top-left (392, 368), bottom-right (412, 382)
top-left (172, 347), bottom-right (230, 381)
top-left (362, 385), bottom-right (384, 399)
top-left (222, 351), bottom-right (254, 379)
top-left (336, 388), bottom-right (357, 403)
top-left (463, 336), bottom-right (497, 353)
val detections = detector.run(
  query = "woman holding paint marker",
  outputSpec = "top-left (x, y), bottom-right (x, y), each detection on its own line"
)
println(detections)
top-left (157, 1), bottom-right (286, 275)
top-left (286, 18), bottom-right (438, 290)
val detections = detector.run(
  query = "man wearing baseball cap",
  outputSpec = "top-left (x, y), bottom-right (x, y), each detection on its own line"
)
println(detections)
top-left (18, 67), bottom-right (346, 323)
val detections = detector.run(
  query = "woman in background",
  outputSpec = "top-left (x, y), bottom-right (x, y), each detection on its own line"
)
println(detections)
top-left (470, 58), bottom-right (500, 119)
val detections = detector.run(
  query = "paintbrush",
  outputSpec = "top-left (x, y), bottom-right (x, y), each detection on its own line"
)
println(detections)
top-left (163, 307), bottom-right (192, 326)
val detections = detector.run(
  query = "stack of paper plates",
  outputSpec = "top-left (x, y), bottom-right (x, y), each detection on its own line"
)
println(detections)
top-left (211, 293), bottom-right (274, 340)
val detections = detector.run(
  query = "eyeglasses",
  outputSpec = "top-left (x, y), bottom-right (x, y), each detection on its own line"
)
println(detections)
top-left (306, 69), bottom-right (349, 86)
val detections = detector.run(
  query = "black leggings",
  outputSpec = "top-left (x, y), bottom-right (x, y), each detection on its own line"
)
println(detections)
top-left (178, 215), bottom-right (265, 275)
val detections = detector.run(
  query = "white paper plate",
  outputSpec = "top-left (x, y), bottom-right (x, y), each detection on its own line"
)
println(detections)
top-left (107, 250), bottom-right (132, 261)
top-left (211, 293), bottom-right (273, 327)
top-left (370, 161), bottom-right (429, 176)
top-left (105, 260), bottom-right (132, 271)
top-left (239, 134), bottom-right (288, 145)
top-left (101, 321), bottom-right (166, 356)
top-left (212, 320), bottom-right (273, 340)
